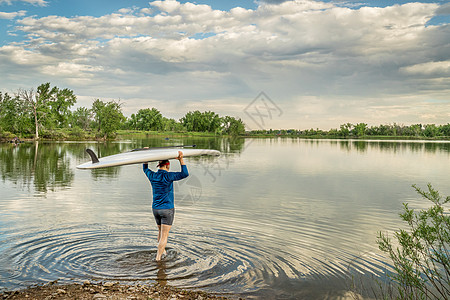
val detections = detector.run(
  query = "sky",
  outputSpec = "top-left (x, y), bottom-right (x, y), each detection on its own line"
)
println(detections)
top-left (0, 0), bottom-right (449, 130)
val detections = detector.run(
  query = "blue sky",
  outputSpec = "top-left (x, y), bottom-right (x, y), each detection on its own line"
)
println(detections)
top-left (1, 0), bottom-right (449, 129)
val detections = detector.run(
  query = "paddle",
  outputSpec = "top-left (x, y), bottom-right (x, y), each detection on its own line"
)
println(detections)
top-left (131, 145), bottom-right (197, 152)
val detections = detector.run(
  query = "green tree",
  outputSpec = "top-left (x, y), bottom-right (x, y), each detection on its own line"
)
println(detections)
top-left (135, 108), bottom-right (163, 131)
top-left (377, 184), bottom-right (449, 299)
top-left (70, 107), bottom-right (92, 131)
top-left (91, 99), bottom-right (125, 138)
top-left (222, 116), bottom-right (246, 135)
top-left (423, 124), bottom-right (439, 138)
top-left (204, 111), bottom-right (222, 133)
top-left (49, 88), bottom-right (77, 128)
top-left (162, 117), bottom-right (183, 132)
top-left (126, 113), bottom-right (138, 130)
top-left (439, 124), bottom-right (450, 137)
top-left (354, 123), bottom-right (367, 137)
top-left (91, 99), bottom-right (106, 133)
top-left (339, 123), bottom-right (353, 137)
top-left (180, 110), bottom-right (222, 133)
top-left (0, 92), bottom-right (20, 133)
top-left (16, 83), bottom-right (76, 139)
top-left (180, 111), bottom-right (201, 131)
top-left (328, 128), bottom-right (339, 136)
top-left (405, 124), bottom-right (423, 137)
top-left (376, 124), bottom-right (393, 136)
top-left (18, 84), bottom-right (52, 139)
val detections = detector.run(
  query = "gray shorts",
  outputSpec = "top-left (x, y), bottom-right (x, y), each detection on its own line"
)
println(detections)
top-left (152, 208), bottom-right (175, 226)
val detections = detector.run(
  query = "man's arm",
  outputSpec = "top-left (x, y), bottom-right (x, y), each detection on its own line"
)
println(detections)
top-left (143, 163), bottom-right (154, 178)
top-left (169, 151), bottom-right (189, 181)
top-left (177, 150), bottom-right (185, 166)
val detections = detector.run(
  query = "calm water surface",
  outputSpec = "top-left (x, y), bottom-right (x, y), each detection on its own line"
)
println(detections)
top-left (0, 138), bottom-right (449, 299)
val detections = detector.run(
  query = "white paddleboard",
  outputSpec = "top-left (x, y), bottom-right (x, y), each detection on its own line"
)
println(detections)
top-left (76, 147), bottom-right (221, 169)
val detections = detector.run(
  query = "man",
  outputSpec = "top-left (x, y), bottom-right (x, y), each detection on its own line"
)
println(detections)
top-left (143, 151), bottom-right (189, 261)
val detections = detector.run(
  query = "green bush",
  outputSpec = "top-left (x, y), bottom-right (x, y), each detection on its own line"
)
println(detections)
top-left (0, 130), bottom-right (15, 141)
top-left (66, 127), bottom-right (85, 139)
top-left (39, 129), bottom-right (68, 140)
top-left (377, 184), bottom-right (450, 299)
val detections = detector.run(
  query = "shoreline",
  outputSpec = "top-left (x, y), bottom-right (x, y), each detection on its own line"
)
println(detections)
top-left (0, 281), bottom-right (237, 300)
top-left (1, 129), bottom-right (450, 142)
top-left (1, 134), bottom-right (450, 143)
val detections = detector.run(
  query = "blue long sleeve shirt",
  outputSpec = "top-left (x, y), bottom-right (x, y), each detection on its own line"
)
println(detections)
top-left (143, 163), bottom-right (189, 209)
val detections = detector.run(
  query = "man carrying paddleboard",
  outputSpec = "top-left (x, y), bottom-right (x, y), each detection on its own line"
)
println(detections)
top-left (143, 151), bottom-right (189, 261)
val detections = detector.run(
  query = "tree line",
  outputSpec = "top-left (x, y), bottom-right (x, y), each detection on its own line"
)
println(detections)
top-left (2, 83), bottom-right (448, 140)
top-left (0, 83), bottom-right (246, 139)
top-left (250, 122), bottom-right (450, 138)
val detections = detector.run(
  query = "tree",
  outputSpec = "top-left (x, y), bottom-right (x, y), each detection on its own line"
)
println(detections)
top-left (354, 123), bottom-right (367, 137)
top-left (222, 116), bottom-right (246, 135)
top-left (377, 184), bottom-right (449, 299)
top-left (0, 92), bottom-right (19, 133)
top-left (0, 92), bottom-right (34, 135)
top-left (135, 108), bottom-right (163, 131)
top-left (70, 107), bottom-right (92, 131)
top-left (91, 99), bottom-right (125, 138)
top-left (424, 124), bottom-right (439, 138)
top-left (162, 117), bottom-right (183, 132)
top-left (180, 110), bottom-right (222, 133)
top-left (126, 113), bottom-right (138, 130)
top-left (204, 111), bottom-right (222, 133)
top-left (439, 124), bottom-right (450, 137)
top-left (18, 85), bottom-right (50, 139)
top-left (91, 99), bottom-right (106, 133)
top-left (49, 88), bottom-right (76, 128)
top-left (405, 124), bottom-right (422, 137)
top-left (339, 123), bottom-right (353, 137)
top-left (16, 83), bottom-right (76, 139)
top-left (180, 111), bottom-right (201, 132)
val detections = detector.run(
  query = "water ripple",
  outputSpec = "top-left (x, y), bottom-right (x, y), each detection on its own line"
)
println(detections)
top-left (0, 217), bottom-right (392, 294)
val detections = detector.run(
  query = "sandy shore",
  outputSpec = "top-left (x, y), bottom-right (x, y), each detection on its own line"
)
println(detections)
top-left (0, 281), bottom-right (238, 300)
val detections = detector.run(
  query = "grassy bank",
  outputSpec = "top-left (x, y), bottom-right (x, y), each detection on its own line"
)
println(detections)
top-left (0, 130), bottom-right (223, 142)
top-left (243, 133), bottom-right (450, 140)
top-left (2, 128), bottom-right (450, 142)
top-left (116, 130), bottom-right (226, 138)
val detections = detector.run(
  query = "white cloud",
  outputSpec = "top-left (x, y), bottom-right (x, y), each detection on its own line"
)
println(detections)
top-left (41, 62), bottom-right (104, 77)
top-left (151, 0), bottom-right (181, 13)
top-left (0, 0), bottom-right (47, 6)
top-left (1, 0), bottom-right (449, 128)
top-left (400, 61), bottom-right (450, 76)
top-left (0, 9), bottom-right (25, 19)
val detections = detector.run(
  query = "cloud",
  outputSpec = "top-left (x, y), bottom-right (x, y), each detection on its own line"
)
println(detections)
top-left (401, 61), bottom-right (450, 76)
top-left (258, 0), bottom-right (289, 3)
top-left (1, 0), bottom-right (449, 128)
top-left (436, 3), bottom-right (450, 15)
top-left (0, 0), bottom-right (47, 6)
top-left (0, 9), bottom-right (25, 19)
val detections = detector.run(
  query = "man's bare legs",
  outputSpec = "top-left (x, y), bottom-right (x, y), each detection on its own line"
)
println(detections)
top-left (157, 225), bottom-right (166, 256)
top-left (156, 224), bottom-right (171, 261)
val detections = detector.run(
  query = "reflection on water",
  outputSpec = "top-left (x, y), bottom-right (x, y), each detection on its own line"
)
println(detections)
top-left (0, 142), bottom-right (75, 192)
top-left (338, 139), bottom-right (450, 153)
top-left (0, 138), bottom-right (449, 299)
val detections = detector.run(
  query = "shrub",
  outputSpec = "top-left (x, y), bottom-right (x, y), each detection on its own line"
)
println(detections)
top-left (377, 184), bottom-right (450, 299)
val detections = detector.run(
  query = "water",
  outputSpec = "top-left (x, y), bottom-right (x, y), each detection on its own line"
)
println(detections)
top-left (0, 138), bottom-right (449, 299)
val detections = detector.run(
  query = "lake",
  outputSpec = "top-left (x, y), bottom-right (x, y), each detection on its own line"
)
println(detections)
top-left (0, 137), bottom-right (449, 299)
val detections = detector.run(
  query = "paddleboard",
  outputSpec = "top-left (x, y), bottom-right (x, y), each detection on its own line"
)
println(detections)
top-left (76, 146), bottom-right (221, 169)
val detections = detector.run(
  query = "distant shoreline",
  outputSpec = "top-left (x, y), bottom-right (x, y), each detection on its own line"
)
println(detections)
top-left (1, 129), bottom-right (450, 142)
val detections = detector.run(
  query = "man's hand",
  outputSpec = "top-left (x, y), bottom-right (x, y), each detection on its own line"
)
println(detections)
top-left (177, 151), bottom-right (185, 165)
